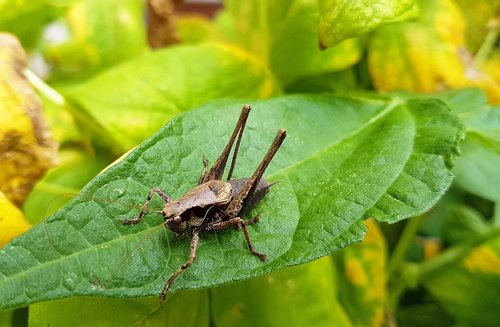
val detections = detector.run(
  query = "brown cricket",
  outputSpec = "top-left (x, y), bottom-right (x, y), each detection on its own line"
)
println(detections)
top-left (122, 105), bottom-right (287, 301)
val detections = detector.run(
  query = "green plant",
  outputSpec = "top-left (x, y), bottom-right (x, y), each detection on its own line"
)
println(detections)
top-left (1, 0), bottom-right (499, 326)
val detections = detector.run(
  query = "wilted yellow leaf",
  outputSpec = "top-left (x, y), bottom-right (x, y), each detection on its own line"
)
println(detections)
top-left (0, 33), bottom-right (57, 207)
top-left (0, 190), bottom-right (31, 247)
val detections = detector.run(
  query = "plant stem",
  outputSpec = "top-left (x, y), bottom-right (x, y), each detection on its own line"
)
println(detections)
top-left (387, 215), bottom-right (425, 310)
top-left (24, 69), bottom-right (65, 106)
top-left (418, 226), bottom-right (500, 281)
top-left (473, 18), bottom-right (499, 67)
top-left (388, 215), bottom-right (424, 278)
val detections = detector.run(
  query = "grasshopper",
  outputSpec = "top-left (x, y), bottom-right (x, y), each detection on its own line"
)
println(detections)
top-left (122, 105), bottom-right (287, 301)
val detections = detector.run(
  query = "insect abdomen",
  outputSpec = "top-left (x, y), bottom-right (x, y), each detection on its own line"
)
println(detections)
top-left (228, 178), bottom-right (270, 216)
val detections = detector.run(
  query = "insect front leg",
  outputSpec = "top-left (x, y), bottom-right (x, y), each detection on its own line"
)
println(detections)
top-left (206, 218), bottom-right (267, 262)
top-left (160, 228), bottom-right (201, 302)
top-left (122, 187), bottom-right (171, 225)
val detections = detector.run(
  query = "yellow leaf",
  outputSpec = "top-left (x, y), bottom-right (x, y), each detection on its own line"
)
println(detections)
top-left (0, 191), bottom-right (31, 247)
top-left (463, 245), bottom-right (500, 275)
top-left (336, 219), bottom-right (387, 327)
top-left (368, 0), bottom-right (500, 103)
top-left (0, 33), bottom-right (57, 207)
top-left (479, 52), bottom-right (500, 103)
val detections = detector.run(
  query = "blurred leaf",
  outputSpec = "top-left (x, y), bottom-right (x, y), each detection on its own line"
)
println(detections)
top-left (466, 106), bottom-right (500, 148)
top-left (453, 0), bottom-right (500, 52)
top-left (421, 228), bottom-right (500, 327)
top-left (178, 15), bottom-right (225, 44)
top-left (425, 90), bottom-right (500, 204)
top-left (334, 219), bottom-right (387, 327)
top-left (36, 88), bottom-right (81, 145)
top-left (0, 33), bottom-right (58, 206)
top-left (24, 149), bottom-right (109, 224)
top-left (442, 204), bottom-right (489, 245)
top-left (0, 191), bottom-right (31, 248)
top-left (216, 0), bottom-right (361, 86)
top-left (452, 97), bottom-right (500, 202)
top-left (396, 301), bottom-right (454, 327)
top-left (43, 0), bottom-right (147, 79)
top-left (0, 309), bottom-right (13, 327)
top-left (368, 0), bottom-right (500, 104)
top-left (65, 43), bottom-right (280, 153)
top-left (453, 135), bottom-right (500, 202)
top-left (319, 0), bottom-right (419, 48)
top-left (494, 202), bottom-right (500, 226)
top-left (0, 0), bottom-right (68, 48)
top-left (211, 257), bottom-right (352, 327)
top-left (0, 94), bottom-right (463, 308)
top-left (425, 88), bottom-right (489, 119)
top-left (29, 290), bottom-right (208, 327)
top-left (285, 69), bottom-right (358, 94)
top-left (23, 69), bottom-right (82, 145)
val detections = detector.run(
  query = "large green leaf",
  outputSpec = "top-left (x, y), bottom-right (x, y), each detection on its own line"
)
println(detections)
top-left (0, 94), bottom-right (462, 309)
top-left (64, 43), bottom-right (280, 153)
top-left (319, 0), bottom-right (419, 48)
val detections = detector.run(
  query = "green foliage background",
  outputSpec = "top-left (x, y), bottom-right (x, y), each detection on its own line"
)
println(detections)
top-left (1, 0), bottom-right (500, 326)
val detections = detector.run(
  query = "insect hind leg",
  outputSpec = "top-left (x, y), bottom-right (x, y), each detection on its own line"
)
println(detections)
top-left (206, 217), bottom-right (267, 261)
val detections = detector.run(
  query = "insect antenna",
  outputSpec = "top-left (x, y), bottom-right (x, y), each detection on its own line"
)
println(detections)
top-left (40, 193), bottom-right (162, 221)
top-left (202, 104), bottom-right (251, 183)
top-left (226, 107), bottom-right (249, 181)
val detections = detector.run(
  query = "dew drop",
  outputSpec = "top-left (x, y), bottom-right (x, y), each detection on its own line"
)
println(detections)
top-left (63, 272), bottom-right (78, 291)
top-left (113, 188), bottom-right (124, 196)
